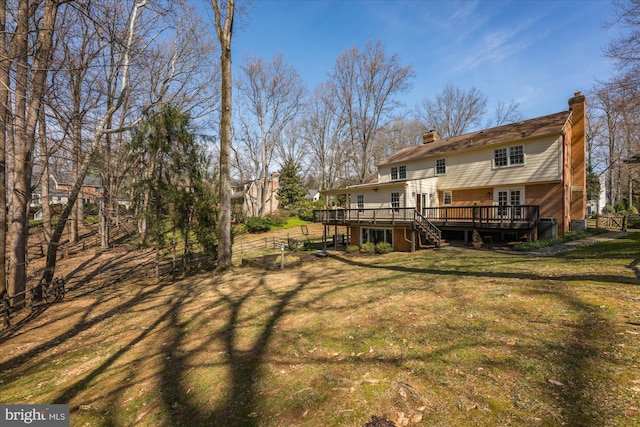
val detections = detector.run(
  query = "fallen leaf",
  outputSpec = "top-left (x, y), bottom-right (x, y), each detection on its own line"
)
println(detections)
top-left (411, 412), bottom-right (423, 423)
top-left (548, 379), bottom-right (564, 386)
top-left (506, 340), bottom-right (516, 346)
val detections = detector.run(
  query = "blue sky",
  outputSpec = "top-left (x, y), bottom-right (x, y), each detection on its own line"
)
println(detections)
top-left (227, 0), bottom-right (617, 120)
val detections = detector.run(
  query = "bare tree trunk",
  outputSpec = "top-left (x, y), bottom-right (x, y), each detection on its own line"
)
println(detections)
top-left (211, 0), bottom-right (235, 272)
top-left (71, 110), bottom-right (81, 243)
top-left (39, 108), bottom-right (52, 243)
top-left (0, 0), bottom-right (8, 300)
top-left (8, 0), bottom-right (59, 304)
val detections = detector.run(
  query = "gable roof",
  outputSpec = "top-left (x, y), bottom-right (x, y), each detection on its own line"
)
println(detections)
top-left (378, 110), bottom-right (572, 166)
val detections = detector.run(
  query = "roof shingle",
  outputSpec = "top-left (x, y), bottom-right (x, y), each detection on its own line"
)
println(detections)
top-left (378, 110), bottom-right (571, 166)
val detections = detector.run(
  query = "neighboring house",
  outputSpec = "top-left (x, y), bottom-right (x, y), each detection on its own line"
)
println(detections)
top-left (231, 172), bottom-right (280, 221)
top-left (315, 93), bottom-right (587, 252)
top-left (307, 189), bottom-right (321, 203)
top-left (31, 173), bottom-right (103, 207)
top-left (586, 174), bottom-right (607, 216)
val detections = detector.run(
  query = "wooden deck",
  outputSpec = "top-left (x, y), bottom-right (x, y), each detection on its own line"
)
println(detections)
top-left (313, 205), bottom-right (540, 232)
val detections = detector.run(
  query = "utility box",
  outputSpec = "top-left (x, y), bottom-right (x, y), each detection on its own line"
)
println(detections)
top-left (538, 217), bottom-right (558, 240)
top-left (571, 219), bottom-right (587, 231)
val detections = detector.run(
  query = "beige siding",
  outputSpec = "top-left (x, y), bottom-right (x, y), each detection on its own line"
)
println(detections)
top-left (348, 189), bottom-right (407, 209)
top-left (378, 135), bottom-right (562, 191)
top-left (438, 135), bottom-right (562, 189)
top-left (406, 179), bottom-right (438, 208)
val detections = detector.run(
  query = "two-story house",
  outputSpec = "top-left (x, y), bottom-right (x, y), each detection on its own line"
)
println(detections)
top-left (31, 173), bottom-right (103, 207)
top-left (315, 92), bottom-right (586, 252)
top-left (231, 172), bottom-right (280, 222)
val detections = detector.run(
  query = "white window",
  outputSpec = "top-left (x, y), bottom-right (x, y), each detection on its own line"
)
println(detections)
top-left (435, 158), bottom-right (446, 175)
top-left (494, 145), bottom-right (525, 168)
top-left (391, 192), bottom-right (400, 212)
top-left (390, 165), bottom-right (406, 180)
top-left (443, 191), bottom-right (452, 206)
top-left (510, 146), bottom-right (524, 165)
top-left (495, 188), bottom-right (524, 218)
top-left (494, 148), bottom-right (508, 167)
top-left (362, 228), bottom-right (393, 245)
top-left (357, 194), bottom-right (364, 212)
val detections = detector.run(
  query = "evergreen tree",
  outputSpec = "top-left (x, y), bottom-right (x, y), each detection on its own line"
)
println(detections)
top-left (586, 165), bottom-right (601, 202)
top-left (129, 104), bottom-right (218, 276)
top-left (277, 156), bottom-right (308, 210)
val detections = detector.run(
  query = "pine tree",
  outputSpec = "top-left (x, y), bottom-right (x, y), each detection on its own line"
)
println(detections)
top-left (277, 156), bottom-right (308, 210)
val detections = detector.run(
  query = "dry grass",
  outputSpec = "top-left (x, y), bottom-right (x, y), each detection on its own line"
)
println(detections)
top-left (1, 232), bottom-right (639, 426)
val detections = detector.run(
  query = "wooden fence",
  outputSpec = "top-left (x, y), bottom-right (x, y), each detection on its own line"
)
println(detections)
top-left (596, 214), bottom-right (627, 231)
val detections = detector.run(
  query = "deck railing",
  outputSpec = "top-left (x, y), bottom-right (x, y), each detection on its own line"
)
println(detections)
top-left (313, 207), bottom-right (415, 224)
top-left (422, 205), bottom-right (539, 227)
top-left (314, 205), bottom-right (539, 228)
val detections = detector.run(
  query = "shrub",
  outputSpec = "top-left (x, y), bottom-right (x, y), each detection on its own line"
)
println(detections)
top-left (84, 202), bottom-right (99, 216)
top-left (627, 214), bottom-right (640, 229)
top-left (296, 199), bottom-right (324, 222)
top-left (615, 201), bottom-right (628, 214)
top-left (245, 216), bottom-right (273, 233)
top-left (602, 205), bottom-right (615, 214)
top-left (266, 211), bottom-right (287, 226)
top-left (375, 242), bottom-right (392, 254)
top-left (360, 242), bottom-right (375, 253)
top-left (346, 244), bottom-right (360, 253)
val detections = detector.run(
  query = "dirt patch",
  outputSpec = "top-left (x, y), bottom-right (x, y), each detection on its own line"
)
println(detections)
top-left (241, 251), bottom-right (322, 270)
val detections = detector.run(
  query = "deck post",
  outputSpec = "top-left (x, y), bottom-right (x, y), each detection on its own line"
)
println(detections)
top-left (323, 225), bottom-right (327, 251)
top-left (411, 229), bottom-right (416, 252)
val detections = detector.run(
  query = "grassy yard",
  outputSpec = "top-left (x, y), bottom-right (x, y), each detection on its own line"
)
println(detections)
top-left (1, 233), bottom-right (639, 426)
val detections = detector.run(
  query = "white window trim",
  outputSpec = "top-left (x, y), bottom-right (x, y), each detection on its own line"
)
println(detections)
top-left (492, 144), bottom-right (526, 169)
top-left (390, 192), bottom-right (401, 212)
top-left (435, 158), bottom-right (446, 176)
top-left (360, 227), bottom-right (394, 246)
top-left (493, 187), bottom-right (525, 205)
top-left (443, 191), bottom-right (452, 206)
top-left (390, 165), bottom-right (407, 181)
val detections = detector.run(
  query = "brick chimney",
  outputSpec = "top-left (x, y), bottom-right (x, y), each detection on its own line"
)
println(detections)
top-left (568, 91), bottom-right (586, 222)
top-left (422, 130), bottom-right (437, 144)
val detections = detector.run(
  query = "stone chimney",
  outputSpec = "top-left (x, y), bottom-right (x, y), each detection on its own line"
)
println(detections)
top-left (422, 130), bottom-right (437, 144)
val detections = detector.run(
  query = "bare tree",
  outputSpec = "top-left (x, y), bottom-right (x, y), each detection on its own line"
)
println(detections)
top-left (235, 52), bottom-right (306, 216)
top-left (41, 0), bottom-right (151, 288)
top-left (276, 120), bottom-right (308, 175)
top-left (371, 116), bottom-right (424, 165)
top-left (416, 84), bottom-right (488, 139)
top-left (588, 80), bottom-right (640, 208)
top-left (606, 0), bottom-right (640, 77)
top-left (330, 40), bottom-right (414, 184)
top-left (4, 0), bottom-right (62, 304)
top-left (0, 0), bottom-right (8, 300)
top-left (487, 100), bottom-right (525, 127)
top-left (210, 0), bottom-right (234, 272)
top-left (303, 83), bottom-right (346, 190)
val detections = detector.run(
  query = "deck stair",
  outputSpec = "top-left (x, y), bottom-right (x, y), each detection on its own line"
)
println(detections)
top-left (415, 211), bottom-right (443, 248)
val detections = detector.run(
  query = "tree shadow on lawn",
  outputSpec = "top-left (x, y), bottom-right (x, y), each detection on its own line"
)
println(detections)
top-left (2, 247), bottom-right (635, 426)
top-left (331, 253), bottom-right (631, 425)
top-left (0, 249), bottom-right (156, 341)
top-left (157, 270), bottom-right (314, 427)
